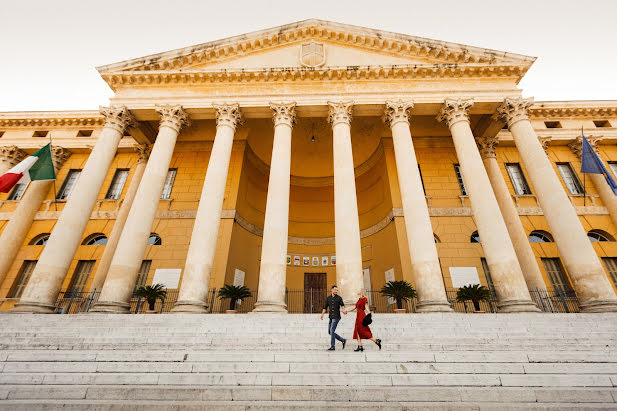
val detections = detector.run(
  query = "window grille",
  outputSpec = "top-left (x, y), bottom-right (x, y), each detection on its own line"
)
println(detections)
top-left (556, 163), bottom-right (584, 195)
top-left (66, 260), bottom-right (95, 294)
top-left (160, 169), bottom-right (177, 199)
top-left (8, 260), bottom-right (37, 298)
top-left (506, 163), bottom-right (532, 195)
top-left (602, 257), bottom-right (617, 289)
top-left (105, 169), bottom-right (129, 199)
top-left (134, 260), bottom-right (152, 291)
top-left (542, 258), bottom-right (571, 293)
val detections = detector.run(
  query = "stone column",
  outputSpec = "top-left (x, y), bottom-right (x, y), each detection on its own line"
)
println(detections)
top-left (90, 144), bottom-right (151, 291)
top-left (90, 106), bottom-right (189, 313)
top-left (477, 136), bottom-right (547, 292)
top-left (328, 101), bottom-right (364, 307)
top-left (0, 146), bottom-right (72, 289)
top-left (498, 97), bottom-right (617, 312)
top-left (384, 101), bottom-right (451, 312)
top-left (0, 146), bottom-right (27, 174)
top-left (171, 104), bottom-right (243, 313)
top-left (12, 107), bottom-right (134, 313)
top-left (253, 102), bottom-right (296, 313)
top-left (438, 99), bottom-right (539, 313)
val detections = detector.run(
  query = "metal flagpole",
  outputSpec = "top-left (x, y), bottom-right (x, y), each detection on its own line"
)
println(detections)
top-left (582, 126), bottom-right (586, 207)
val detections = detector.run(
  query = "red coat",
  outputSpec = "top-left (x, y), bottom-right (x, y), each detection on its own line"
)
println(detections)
top-left (353, 297), bottom-right (373, 339)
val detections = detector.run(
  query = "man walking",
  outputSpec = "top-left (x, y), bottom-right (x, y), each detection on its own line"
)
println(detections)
top-left (320, 285), bottom-right (347, 350)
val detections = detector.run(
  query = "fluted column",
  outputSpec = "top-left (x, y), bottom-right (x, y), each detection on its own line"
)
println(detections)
top-left (498, 97), bottom-right (617, 312)
top-left (171, 104), bottom-right (243, 313)
top-left (0, 146), bottom-right (72, 289)
top-left (0, 146), bottom-right (27, 174)
top-left (90, 106), bottom-right (189, 313)
top-left (384, 101), bottom-right (452, 312)
top-left (253, 102), bottom-right (296, 313)
top-left (328, 101), bottom-right (364, 307)
top-left (477, 136), bottom-right (547, 292)
top-left (12, 107), bottom-right (134, 313)
top-left (438, 99), bottom-right (539, 313)
top-left (90, 144), bottom-right (151, 291)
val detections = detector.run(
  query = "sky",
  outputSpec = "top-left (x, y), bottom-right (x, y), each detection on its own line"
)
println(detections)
top-left (1, 0), bottom-right (615, 112)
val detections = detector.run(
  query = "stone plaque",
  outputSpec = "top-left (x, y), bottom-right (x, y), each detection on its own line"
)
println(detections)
top-left (449, 267), bottom-right (481, 288)
top-left (151, 269), bottom-right (181, 289)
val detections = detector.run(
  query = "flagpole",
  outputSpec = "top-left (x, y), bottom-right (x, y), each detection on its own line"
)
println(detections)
top-left (48, 132), bottom-right (58, 212)
top-left (582, 126), bottom-right (586, 207)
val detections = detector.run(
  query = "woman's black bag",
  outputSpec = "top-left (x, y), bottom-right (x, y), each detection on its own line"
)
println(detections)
top-left (362, 313), bottom-right (372, 326)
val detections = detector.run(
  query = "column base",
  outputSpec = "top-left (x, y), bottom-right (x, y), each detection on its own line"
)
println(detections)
top-left (88, 300), bottom-right (131, 314)
top-left (497, 299), bottom-right (541, 313)
top-left (416, 300), bottom-right (454, 313)
top-left (10, 300), bottom-right (56, 314)
top-left (170, 300), bottom-right (209, 314)
top-left (580, 299), bottom-right (617, 313)
top-left (252, 300), bottom-right (288, 313)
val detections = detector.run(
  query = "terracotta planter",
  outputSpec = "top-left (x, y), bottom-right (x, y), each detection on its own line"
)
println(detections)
top-left (226, 310), bottom-right (237, 314)
top-left (394, 308), bottom-right (406, 314)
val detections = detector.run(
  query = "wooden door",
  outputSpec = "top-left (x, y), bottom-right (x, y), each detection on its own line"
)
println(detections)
top-left (304, 273), bottom-right (327, 313)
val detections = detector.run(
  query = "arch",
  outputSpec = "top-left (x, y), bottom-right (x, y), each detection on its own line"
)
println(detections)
top-left (529, 230), bottom-right (553, 243)
top-left (470, 231), bottom-right (481, 243)
top-left (588, 229), bottom-right (615, 242)
top-left (433, 234), bottom-right (441, 243)
top-left (29, 233), bottom-right (51, 246)
top-left (148, 233), bottom-right (162, 245)
top-left (82, 233), bottom-right (108, 246)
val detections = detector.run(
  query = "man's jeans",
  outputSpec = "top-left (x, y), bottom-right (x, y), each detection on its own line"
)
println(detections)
top-left (328, 318), bottom-right (345, 348)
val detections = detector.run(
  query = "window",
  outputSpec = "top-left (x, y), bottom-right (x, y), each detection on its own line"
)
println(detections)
top-left (556, 163), bottom-right (584, 195)
top-left (82, 234), bottom-right (108, 245)
top-left (593, 120), bottom-right (611, 128)
top-left (160, 169), bottom-right (177, 199)
top-left (529, 230), bottom-right (553, 243)
top-left (33, 130), bottom-right (49, 138)
top-left (56, 170), bottom-right (81, 200)
top-left (454, 164), bottom-right (467, 195)
top-left (602, 258), bottom-right (617, 289)
top-left (29, 233), bottom-right (51, 245)
top-left (610, 162), bottom-right (617, 180)
top-left (134, 260), bottom-right (152, 291)
top-left (417, 165), bottom-right (426, 195)
top-left (105, 169), bottom-right (129, 199)
top-left (66, 260), bottom-right (95, 295)
top-left (481, 258), bottom-right (496, 297)
top-left (587, 229), bottom-right (614, 242)
top-left (7, 260), bottom-right (37, 298)
top-left (76, 130), bottom-right (93, 137)
top-left (7, 183), bottom-right (28, 200)
top-left (542, 258), bottom-right (572, 293)
top-left (148, 233), bottom-right (162, 245)
top-left (544, 121), bottom-right (562, 129)
top-left (470, 231), bottom-right (481, 243)
top-left (506, 163), bottom-right (532, 195)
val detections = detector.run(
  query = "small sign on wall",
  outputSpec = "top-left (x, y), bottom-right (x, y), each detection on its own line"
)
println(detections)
top-left (303, 256), bottom-right (310, 266)
top-left (152, 269), bottom-right (182, 289)
top-left (287, 256), bottom-right (291, 265)
top-left (293, 256), bottom-right (301, 266)
top-left (321, 256), bottom-right (329, 266)
top-left (449, 267), bottom-right (480, 288)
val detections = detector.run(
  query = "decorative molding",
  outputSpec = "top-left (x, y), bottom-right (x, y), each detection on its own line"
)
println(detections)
top-left (156, 105), bottom-right (190, 133)
top-left (327, 101), bottom-right (353, 127)
top-left (134, 144), bottom-right (152, 163)
top-left (476, 136), bottom-right (499, 159)
top-left (497, 97), bottom-right (533, 127)
top-left (538, 136), bottom-right (552, 152)
top-left (0, 145), bottom-right (27, 167)
top-left (51, 146), bottom-right (72, 171)
top-left (270, 102), bottom-right (297, 127)
top-left (213, 103), bottom-right (243, 131)
top-left (529, 106), bottom-right (617, 119)
top-left (437, 99), bottom-right (473, 128)
top-left (99, 106), bottom-right (135, 134)
top-left (568, 135), bottom-right (602, 158)
top-left (383, 100), bottom-right (414, 127)
top-left (299, 40), bottom-right (326, 68)
top-left (0, 113), bottom-right (105, 128)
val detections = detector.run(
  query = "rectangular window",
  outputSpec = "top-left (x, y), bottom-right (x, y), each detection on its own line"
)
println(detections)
top-left (602, 258), bottom-right (617, 289)
top-left (480, 258), bottom-right (496, 297)
top-left (542, 258), bottom-right (572, 293)
top-left (7, 183), bottom-right (28, 201)
top-left (506, 163), bottom-right (532, 195)
top-left (56, 170), bottom-right (81, 200)
top-left (66, 260), bottom-right (95, 295)
top-left (134, 260), bottom-right (152, 291)
top-left (609, 162), bottom-right (617, 181)
top-left (8, 260), bottom-right (37, 298)
top-left (454, 164), bottom-right (467, 195)
top-left (160, 169), bottom-right (177, 200)
top-left (556, 163), bottom-right (584, 195)
top-left (594, 120), bottom-right (611, 128)
top-left (544, 121), bottom-right (562, 129)
top-left (105, 169), bottom-right (129, 200)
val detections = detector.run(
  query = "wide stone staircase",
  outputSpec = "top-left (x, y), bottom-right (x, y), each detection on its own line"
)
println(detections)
top-left (0, 313), bottom-right (616, 410)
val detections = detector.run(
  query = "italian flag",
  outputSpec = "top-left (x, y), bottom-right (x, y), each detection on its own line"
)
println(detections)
top-left (0, 144), bottom-right (56, 193)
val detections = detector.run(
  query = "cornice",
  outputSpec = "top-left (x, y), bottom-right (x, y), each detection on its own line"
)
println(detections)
top-left (0, 111), bottom-right (105, 128)
top-left (529, 105), bottom-right (617, 119)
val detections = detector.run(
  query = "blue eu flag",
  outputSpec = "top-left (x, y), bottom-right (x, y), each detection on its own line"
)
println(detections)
top-left (580, 135), bottom-right (617, 195)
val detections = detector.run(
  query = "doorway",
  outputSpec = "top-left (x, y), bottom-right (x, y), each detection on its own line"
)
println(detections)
top-left (304, 273), bottom-right (327, 313)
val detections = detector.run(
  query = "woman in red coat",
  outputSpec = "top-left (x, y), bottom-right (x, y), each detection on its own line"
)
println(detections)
top-left (350, 291), bottom-right (381, 352)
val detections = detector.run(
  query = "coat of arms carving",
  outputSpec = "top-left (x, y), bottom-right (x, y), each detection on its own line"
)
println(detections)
top-left (299, 41), bottom-right (326, 68)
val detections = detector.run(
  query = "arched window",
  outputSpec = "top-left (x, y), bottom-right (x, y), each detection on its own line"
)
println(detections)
top-left (434, 234), bottom-right (441, 243)
top-left (470, 231), bottom-right (481, 243)
top-left (588, 230), bottom-right (615, 242)
top-left (82, 233), bottom-right (108, 245)
top-left (29, 233), bottom-right (50, 246)
top-left (148, 233), bottom-right (162, 245)
top-left (529, 230), bottom-right (553, 243)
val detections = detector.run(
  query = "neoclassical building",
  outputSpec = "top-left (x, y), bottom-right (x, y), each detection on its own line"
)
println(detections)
top-left (1, 19), bottom-right (617, 314)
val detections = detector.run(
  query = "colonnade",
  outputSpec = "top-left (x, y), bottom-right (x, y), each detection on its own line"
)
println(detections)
top-left (5, 97), bottom-right (617, 314)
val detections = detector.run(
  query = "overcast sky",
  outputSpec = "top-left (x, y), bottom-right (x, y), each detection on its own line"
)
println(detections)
top-left (1, 0), bottom-right (615, 112)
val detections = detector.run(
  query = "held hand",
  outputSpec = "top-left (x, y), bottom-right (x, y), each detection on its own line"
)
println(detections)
top-left (343, 310), bottom-right (348, 315)
top-left (320, 314), bottom-right (324, 320)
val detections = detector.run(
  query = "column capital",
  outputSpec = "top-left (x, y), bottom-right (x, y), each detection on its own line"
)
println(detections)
top-left (134, 144), bottom-right (152, 164)
top-left (99, 106), bottom-right (135, 134)
top-left (51, 146), bottom-right (72, 171)
top-left (384, 100), bottom-right (414, 127)
top-left (327, 101), bottom-right (353, 127)
top-left (156, 105), bottom-right (190, 133)
top-left (538, 136), bottom-right (552, 152)
top-left (214, 103), bottom-right (243, 131)
top-left (568, 135), bottom-right (602, 158)
top-left (270, 102), bottom-right (296, 128)
top-left (476, 136), bottom-right (500, 159)
top-left (0, 145), bottom-right (28, 167)
top-left (497, 97), bottom-right (534, 127)
top-left (437, 99), bottom-right (474, 128)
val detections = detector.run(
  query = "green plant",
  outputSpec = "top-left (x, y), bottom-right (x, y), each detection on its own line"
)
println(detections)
top-left (456, 284), bottom-right (492, 311)
top-left (218, 284), bottom-right (252, 311)
top-left (380, 280), bottom-right (417, 310)
top-left (133, 284), bottom-right (167, 312)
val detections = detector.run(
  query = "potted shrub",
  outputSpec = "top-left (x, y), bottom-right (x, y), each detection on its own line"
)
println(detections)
top-left (380, 280), bottom-right (416, 313)
top-left (456, 284), bottom-right (492, 313)
top-left (133, 284), bottom-right (167, 314)
top-left (218, 284), bottom-right (252, 314)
